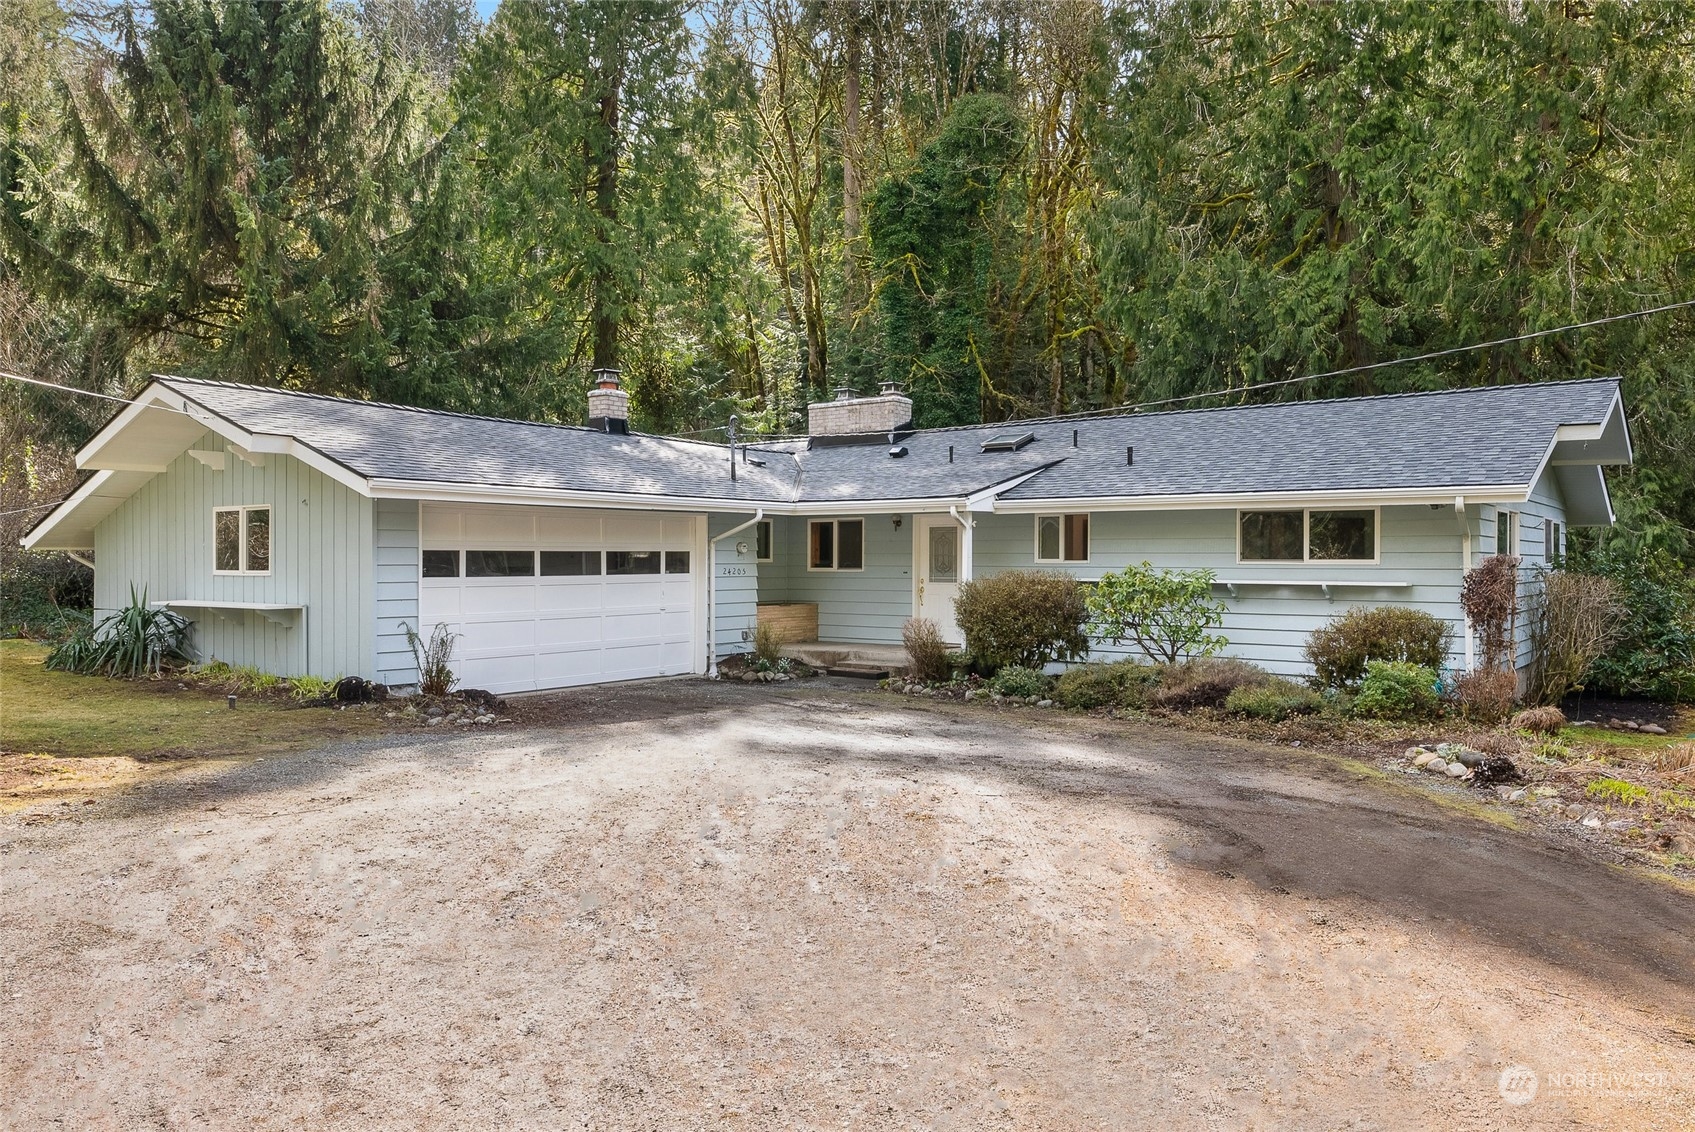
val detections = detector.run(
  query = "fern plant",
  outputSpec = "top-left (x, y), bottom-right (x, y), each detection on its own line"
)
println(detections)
top-left (403, 621), bottom-right (459, 696)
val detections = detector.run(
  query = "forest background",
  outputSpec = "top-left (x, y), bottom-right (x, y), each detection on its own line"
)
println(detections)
top-left (3, 0), bottom-right (1692, 597)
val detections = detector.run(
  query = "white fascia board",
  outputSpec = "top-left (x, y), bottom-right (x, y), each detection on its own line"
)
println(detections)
top-left (1550, 388), bottom-right (1633, 466)
top-left (76, 381), bottom-right (372, 496)
top-left (989, 483), bottom-right (1536, 514)
top-left (965, 465), bottom-right (1058, 512)
top-left (367, 478), bottom-right (990, 516)
top-left (21, 469), bottom-right (114, 550)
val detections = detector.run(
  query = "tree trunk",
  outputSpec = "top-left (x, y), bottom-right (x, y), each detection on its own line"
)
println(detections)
top-left (590, 36), bottom-right (624, 372)
top-left (841, 11), bottom-right (863, 299)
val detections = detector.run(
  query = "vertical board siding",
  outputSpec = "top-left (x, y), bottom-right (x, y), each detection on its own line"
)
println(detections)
top-left (373, 498), bottom-right (421, 685)
top-left (709, 514), bottom-right (760, 656)
top-left (757, 514), bottom-right (913, 644)
top-left (1485, 471), bottom-right (1567, 673)
top-left (92, 432), bottom-right (374, 678)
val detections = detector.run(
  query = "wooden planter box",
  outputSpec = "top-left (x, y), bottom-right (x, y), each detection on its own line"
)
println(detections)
top-left (756, 601), bottom-right (818, 644)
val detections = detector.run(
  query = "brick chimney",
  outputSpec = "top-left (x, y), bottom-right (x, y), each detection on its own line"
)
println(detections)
top-left (808, 381), bottom-right (913, 440)
top-left (587, 367), bottom-right (629, 434)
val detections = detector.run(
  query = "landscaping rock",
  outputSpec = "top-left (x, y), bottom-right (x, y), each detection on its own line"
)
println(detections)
top-left (1437, 743), bottom-right (1485, 768)
top-left (1605, 819), bottom-right (1635, 831)
top-left (1669, 832), bottom-right (1695, 856)
top-left (1581, 813), bottom-right (1604, 829)
top-left (1410, 750), bottom-right (1438, 769)
top-left (425, 705), bottom-right (445, 718)
top-left (964, 689), bottom-right (980, 701)
top-left (1445, 762), bottom-right (1470, 778)
top-left (1565, 804), bottom-right (1586, 819)
top-left (1508, 789), bottom-right (1528, 803)
top-left (741, 672), bottom-right (758, 682)
top-left (1641, 723), bottom-right (1668, 735)
top-left (1036, 699), bottom-right (1054, 709)
top-left (1424, 757), bottom-right (1448, 774)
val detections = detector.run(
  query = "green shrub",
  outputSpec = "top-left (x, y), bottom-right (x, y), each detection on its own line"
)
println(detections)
top-left (1586, 777), bottom-right (1649, 807)
top-left (191, 661), bottom-right (284, 694)
top-left (990, 665), bottom-right (1051, 699)
top-left (44, 586), bottom-right (190, 677)
top-left (902, 617), bottom-right (950, 684)
top-left (1225, 679), bottom-right (1324, 721)
top-left (1085, 562), bottom-right (1227, 664)
top-left (289, 674), bottom-right (336, 702)
top-left (943, 649), bottom-right (976, 678)
top-left (1351, 661), bottom-right (1439, 720)
top-left (752, 620), bottom-right (785, 666)
top-left (1304, 606), bottom-right (1454, 689)
top-left (1150, 657), bottom-right (1271, 711)
top-left (1, 551), bottom-right (93, 639)
top-left (1564, 541), bottom-right (1695, 703)
top-left (954, 571), bottom-right (1088, 671)
top-left (1052, 659), bottom-right (1161, 709)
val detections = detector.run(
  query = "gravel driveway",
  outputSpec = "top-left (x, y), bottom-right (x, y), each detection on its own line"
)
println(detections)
top-left (4, 678), bottom-right (1693, 1129)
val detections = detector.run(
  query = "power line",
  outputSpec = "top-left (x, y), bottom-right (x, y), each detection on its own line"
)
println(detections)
top-left (1013, 297), bottom-right (1695, 425)
top-left (0, 501), bottom-right (63, 518)
top-left (1, 370), bottom-right (204, 420)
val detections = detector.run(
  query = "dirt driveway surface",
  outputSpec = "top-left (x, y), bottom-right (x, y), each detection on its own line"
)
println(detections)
top-left (5, 679), bottom-right (1694, 1130)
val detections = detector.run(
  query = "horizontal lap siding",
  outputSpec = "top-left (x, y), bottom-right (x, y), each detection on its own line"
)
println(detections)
top-left (973, 507), bottom-right (1470, 679)
top-left (710, 513), bottom-right (759, 657)
top-left (760, 514), bottom-right (911, 645)
top-left (373, 498), bottom-right (421, 685)
top-left (92, 432), bottom-right (373, 678)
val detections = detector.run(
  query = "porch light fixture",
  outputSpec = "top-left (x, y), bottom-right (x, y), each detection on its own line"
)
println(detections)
top-left (892, 516), bottom-right (903, 529)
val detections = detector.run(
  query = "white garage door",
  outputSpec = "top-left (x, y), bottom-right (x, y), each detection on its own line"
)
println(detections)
top-left (418, 504), bottom-right (702, 694)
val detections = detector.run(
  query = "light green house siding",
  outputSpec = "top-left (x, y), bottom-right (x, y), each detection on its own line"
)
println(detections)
top-left (709, 513), bottom-right (761, 657)
top-left (756, 513), bottom-right (913, 644)
top-left (92, 431), bottom-right (375, 678)
top-left (373, 498), bottom-right (420, 685)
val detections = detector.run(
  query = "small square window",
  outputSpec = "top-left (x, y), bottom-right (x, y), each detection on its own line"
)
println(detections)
top-left (665, 550), bottom-right (691, 574)
top-left (807, 519), bottom-right (864, 571)
top-left (1308, 510), bottom-right (1374, 562)
top-left (214, 506), bottom-right (270, 574)
top-left (540, 550), bottom-right (599, 576)
top-left (422, 550), bottom-right (460, 578)
top-left (1035, 514), bottom-right (1089, 562)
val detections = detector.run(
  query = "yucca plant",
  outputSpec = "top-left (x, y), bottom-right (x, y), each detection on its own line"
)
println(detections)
top-left (46, 586), bottom-right (191, 677)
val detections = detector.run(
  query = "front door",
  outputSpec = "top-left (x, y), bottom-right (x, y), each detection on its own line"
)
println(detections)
top-left (914, 515), bottom-right (962, 644)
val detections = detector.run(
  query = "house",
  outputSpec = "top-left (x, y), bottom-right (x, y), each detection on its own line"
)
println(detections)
top-left (24, 374), bottom-right (1631, 694)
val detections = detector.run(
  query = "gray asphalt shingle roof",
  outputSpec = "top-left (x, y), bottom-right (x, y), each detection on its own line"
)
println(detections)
top-left (159, 376), bottom-right (1620, 507)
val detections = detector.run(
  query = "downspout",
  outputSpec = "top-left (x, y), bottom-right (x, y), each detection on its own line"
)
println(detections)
top-left (947, 505), bottom-right (974, 582)
top-left (1455, 496), bottom-right (1474, 672)
top-left (706, 509), bottom-right (764, 677)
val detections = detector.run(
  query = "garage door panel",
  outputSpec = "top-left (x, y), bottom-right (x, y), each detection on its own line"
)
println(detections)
top-left (461, 584), bottom-right (542, 615)
top-left (418, 503), bottom-right (699, 695)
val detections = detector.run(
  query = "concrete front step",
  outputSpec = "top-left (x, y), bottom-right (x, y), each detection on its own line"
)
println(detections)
top-left (826, 662), bottom-right (892, 680)
top-left (781, 641), bottom-right (909, 675)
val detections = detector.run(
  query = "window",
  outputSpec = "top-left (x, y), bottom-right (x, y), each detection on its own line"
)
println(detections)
top-left (1034, 514), bottom-right (1089, 563)
top-left (1238, 509), bottom-right (1379, 564)
top-left (1238, 510), bottom-right (1304, 562)
top-left (808, 519), bottom-right (864, 571)
top-left (606, 550), bottom-right (662, 575)
top-left (755, 520), bottom-right (774, 562)
top-left (1495, 510), bottom-right (1518, 556)
top-left (422, 550), bottom-right (460, 578)
top-left (664, 550), bottom-right (691, 574)
top-left (540, 550), bottom-right (600, 576)
top-left (1308, 510), bottom-right (1375, 561)
top-left (213, 506), bottom-right (271, 575)
top-left (465, 550), bottom-right (535, 577)
top-left (1544, 520), bottom-right (1563, 566)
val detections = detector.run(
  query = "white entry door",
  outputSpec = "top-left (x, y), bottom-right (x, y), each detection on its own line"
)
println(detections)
top-left (914, 514), bottom-right (963, 644)
top-left (418, 504), bottom-right (701, 695)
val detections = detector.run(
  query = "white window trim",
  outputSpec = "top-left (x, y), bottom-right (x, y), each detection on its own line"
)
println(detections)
top-left (755, 519), bottom-right (774, 563)
top-left (1495, 509), bottom-right (1519, 556)
top-left (212, 505), bottom-right (273, 576)
top-left (1235, 507), bottom-right (1381, 566)
top-left (1033, 513), bottom-right (1091, 564)
top-left (806, 517), bottom-right (866, 572)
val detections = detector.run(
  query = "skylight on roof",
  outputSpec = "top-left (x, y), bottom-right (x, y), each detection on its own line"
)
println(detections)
top-left (980, 431), bottom-right (1035, 453)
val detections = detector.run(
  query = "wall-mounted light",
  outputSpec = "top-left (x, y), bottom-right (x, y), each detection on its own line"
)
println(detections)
top-left (892, 516), bottom-right (903, 530)
top-left (736, 540), bottom-right (749, 555)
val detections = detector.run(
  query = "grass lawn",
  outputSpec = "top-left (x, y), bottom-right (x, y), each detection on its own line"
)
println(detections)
top-left (0, 639), bottom-right (389, 761)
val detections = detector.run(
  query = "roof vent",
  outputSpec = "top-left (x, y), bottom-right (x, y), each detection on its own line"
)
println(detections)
top-left (980, 431), bottom-right (1035, 453)
top-left (888, 445), bottom-right (908, 459)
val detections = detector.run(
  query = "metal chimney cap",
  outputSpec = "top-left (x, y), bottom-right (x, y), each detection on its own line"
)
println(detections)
top-left (833, 384), bottom-right (855, 401)
top-left (877, 380), bottom-right (905, 396)
top-left (591, 366), bottom-right (622, 389)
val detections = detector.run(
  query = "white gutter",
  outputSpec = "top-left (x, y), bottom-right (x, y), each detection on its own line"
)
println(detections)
top-left (705, 509), bottom-right (764, 676)
top-left (989, 483), bottom-right (1536, 514)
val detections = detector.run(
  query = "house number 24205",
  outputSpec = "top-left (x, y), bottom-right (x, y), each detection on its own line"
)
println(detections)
top-left (719, 566), bottom-right (751, 577)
